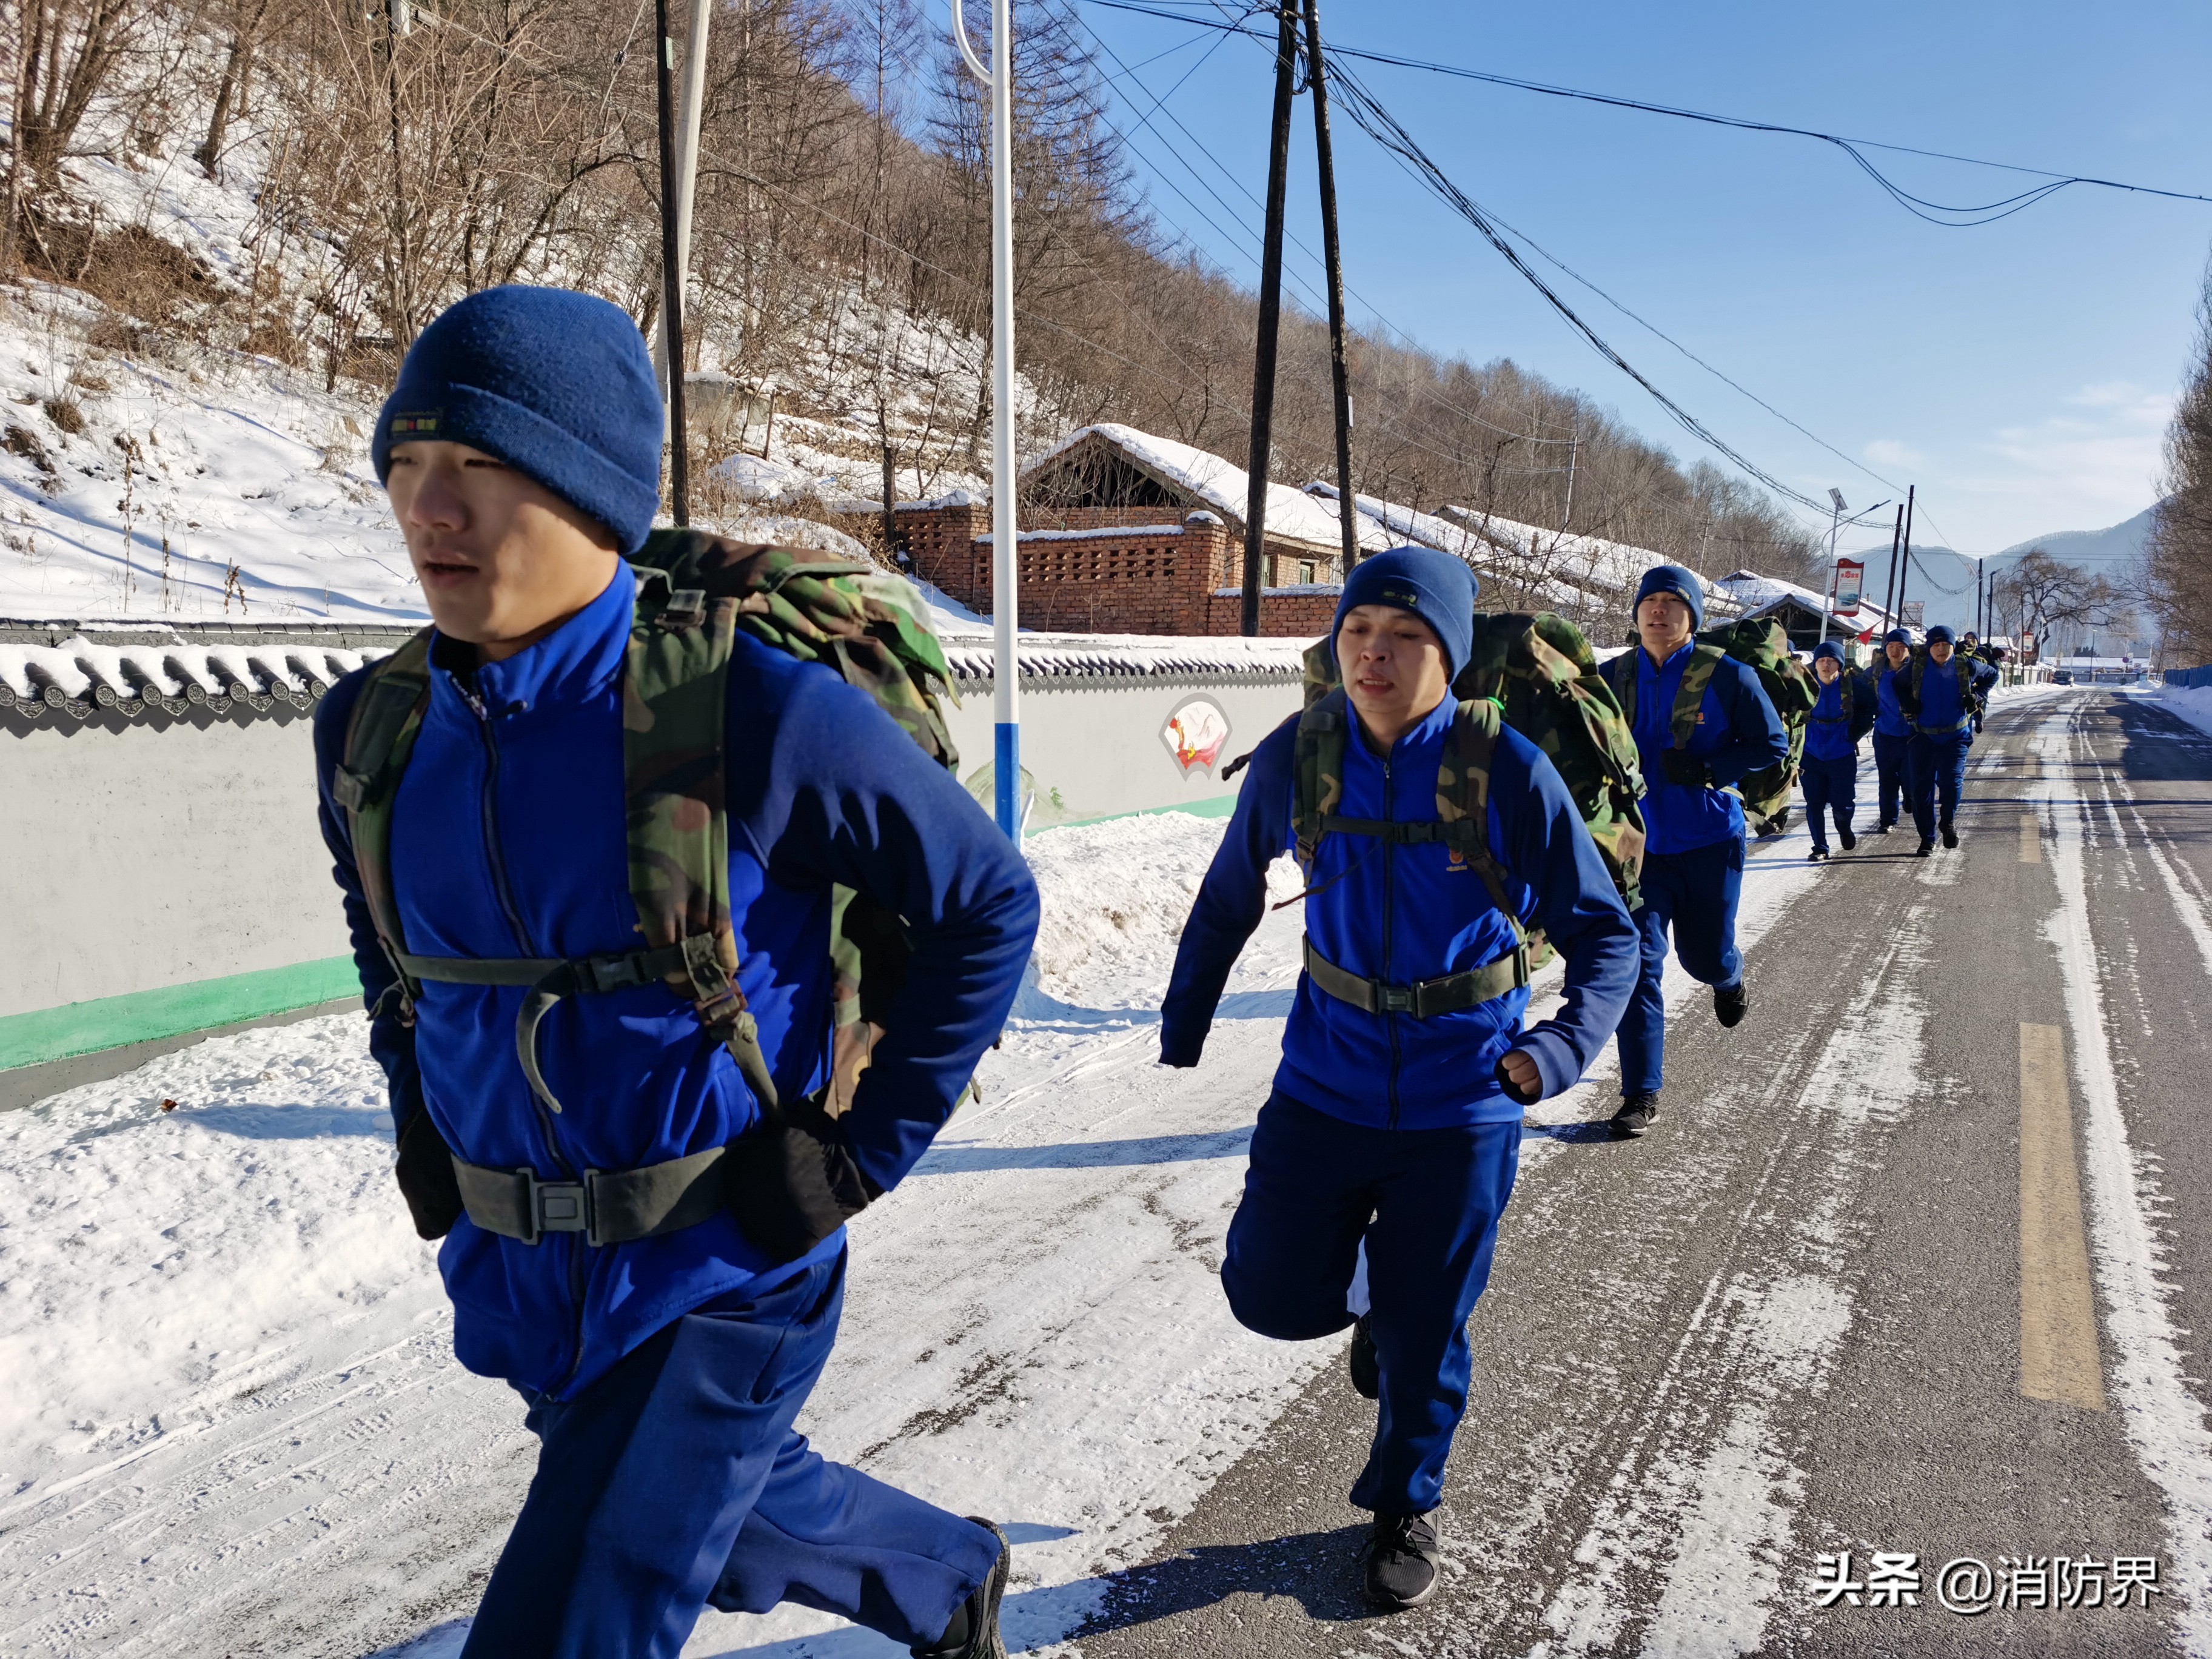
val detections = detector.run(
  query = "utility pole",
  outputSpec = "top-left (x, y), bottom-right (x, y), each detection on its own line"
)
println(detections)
top-left (1822, 488), bottom-right (1845, 648)
top-left (1561, 423), bottom-right (1580, 534)
top-left (652, 0), bottom-right (714, 396)
top-left (1895, 484), bottom-right (1916, 635)
top-left (1302, 0), bottom-right (1358, 577)
top-left (653, 0), bottom-right (689, 525)
top-left (1977, 557), bottom-right (1986, 636)
top-left (951, 0), bottom-right (1019, 841)
top-left (1242, 2), bottom-right (1298, 636)
top-left (1882, 503), bottom-right (1902, 631)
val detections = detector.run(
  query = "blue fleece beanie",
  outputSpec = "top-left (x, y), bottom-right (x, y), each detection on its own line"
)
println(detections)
top-left (1926, 623), bottom-right (1956, 645)
top-left (1634, 565), bottom-right (1706, 632)
top-left (1332, 546), bottom-right (1478, 678)
top-left (1883, 626), bottom-right (1911, 646)
top-left (1813, 640), bottom-right (1845, 667)
top-left (374, 286), bottom-right (663, 555)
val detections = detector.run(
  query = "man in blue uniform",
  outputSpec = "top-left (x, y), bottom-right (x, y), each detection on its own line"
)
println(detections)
top-left (1868, 628), bottom-right (1914, 834)
top-left (1603, 566), bottom-right (1788, 1138)
top-left (1902, 623), bottom-right (2001, 855)
top-left (1800, 640), bottom-right (1875, 860)
top-left (1159, 549), bottom-right (1638, 1614)
top-left (314, 288), bottom-right (1038, 1659)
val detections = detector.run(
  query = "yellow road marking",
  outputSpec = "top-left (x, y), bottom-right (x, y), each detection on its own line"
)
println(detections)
top-left (2020, 811), bottom-right (2042, 864)
top-left (2019, 1022), bottom-right (2105, 1409)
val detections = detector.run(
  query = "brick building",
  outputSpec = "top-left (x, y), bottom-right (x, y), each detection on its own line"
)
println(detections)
top-left (892, 424), bottom-right (1379, 637)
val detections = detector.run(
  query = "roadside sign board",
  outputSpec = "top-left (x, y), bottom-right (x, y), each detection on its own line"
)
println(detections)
top-left (1832, 558), bottom-right (1864, 615)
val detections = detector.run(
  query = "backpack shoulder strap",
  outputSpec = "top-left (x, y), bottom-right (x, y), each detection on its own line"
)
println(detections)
top-left (1603, 649), bottom-right (1638, 728)
top-left (1292, 688), bottom-right (1352, 876)
top-left (332, 630), bottom-right (435, 1011)
top-left (623, 564), bottom-right (782, 1110)
top-left (1435, 700), bottom-right (1521, 928)
top-left (1670, 643), bottom-right (1728, 748)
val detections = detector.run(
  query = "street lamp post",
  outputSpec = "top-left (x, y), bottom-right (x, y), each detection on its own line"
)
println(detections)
top-left (953, 0), bottom-right (1021, 844)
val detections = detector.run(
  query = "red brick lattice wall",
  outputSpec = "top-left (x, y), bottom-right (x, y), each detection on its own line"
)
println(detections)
top-left (895, 502), bottom-right (1333, 637)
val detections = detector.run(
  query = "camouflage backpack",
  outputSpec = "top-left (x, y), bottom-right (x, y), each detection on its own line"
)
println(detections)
top-left (1289, 689), bottom-right (1536, 1001)
top-left (1300, 611), bottom-right (1648, 915)
top-left (332, 531), bottom-right (960, 1128)
top-left (1608, 617), bottom-right (1814, 836)
top-left (1905, 646), bottom-right (1986, 728)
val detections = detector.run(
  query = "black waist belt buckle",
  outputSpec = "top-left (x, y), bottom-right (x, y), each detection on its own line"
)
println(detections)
top-left (1375, 984), bottom-right (1416, 1015)
top-left (520, 1168), bottom-right (598, 1247)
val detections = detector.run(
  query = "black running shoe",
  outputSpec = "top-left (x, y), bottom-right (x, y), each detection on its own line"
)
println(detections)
top-left (1872, 822), bottom-right (1894, 835)
top-left (1610, 1091), bottom-right (1659, 1138)
top-left (1915, 839), bottom-right (1935, 857)
top-left (1941, 825), bottom-right (1959, 850)
top-left (1806, 848), bottom-right (1829, 862)
top-left (1362, 1510), bottom-right (1443, 1610)
top-left (1840, 827), bottom-right (1858, 851)
top-left (1348, 1314), bottom-right (1380, 1401)
top-left (911, 1520), bottom-right (1011, 1658)
top-left (1714, 982), bottom-right (1748, 1028)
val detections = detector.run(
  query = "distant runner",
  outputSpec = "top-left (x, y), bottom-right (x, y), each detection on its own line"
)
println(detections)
top-left (1800, 641), bottom-right (1876, 861)
top-left (1868, 628), bottom-right (1914, 834)
top-left (1160, 548), bottom-right (1637, 1614)
top-left (1901, 623), bottom-right (2001, 856)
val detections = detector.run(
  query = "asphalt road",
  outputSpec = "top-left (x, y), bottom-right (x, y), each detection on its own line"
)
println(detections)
top-left (1070, 689), bottom-right (2211, 1658)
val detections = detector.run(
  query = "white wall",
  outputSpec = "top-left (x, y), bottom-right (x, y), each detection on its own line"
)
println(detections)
top-left (1, 671), bottom-right (1301, 1019)
top-left (1, 706), bottom-right (350, 1018)
top-left (940, 675), bottom-right (1299, 827)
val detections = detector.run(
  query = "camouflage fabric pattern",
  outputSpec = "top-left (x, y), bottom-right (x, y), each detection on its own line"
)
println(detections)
top-left (1305, 609), bottom-right (1648, 911)
top-left (1694, 617), bottom-right (1816, 831)
top-left (626, 529), bottom-right (963, 1111)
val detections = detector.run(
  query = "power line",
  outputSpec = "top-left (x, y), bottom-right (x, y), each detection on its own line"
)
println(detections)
top-left (1082, 0), bottom-right (2212, 224)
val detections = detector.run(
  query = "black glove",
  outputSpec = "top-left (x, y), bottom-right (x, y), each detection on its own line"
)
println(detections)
top-left (394, 1108), bottom-right (464, 1241)
top-left (1660, 749), bottom-right (1712, 788)
top-left (726, 1093), bottom-right (883, 1263)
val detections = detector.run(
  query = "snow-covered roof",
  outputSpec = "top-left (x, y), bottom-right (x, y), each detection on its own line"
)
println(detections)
top-left (936, 626), bottom-right (1310, 685)
top-left (1710, 570), bottom-right (1899, 636)
top-left (1024, 424), bottom-right (1355, 554)
top-left (1301, 482), bottom-right (1715, 608)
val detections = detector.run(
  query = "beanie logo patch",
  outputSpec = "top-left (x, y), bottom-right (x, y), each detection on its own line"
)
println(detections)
top-left (1379, 586), bottom-right (1419, 608)
top-left (387, 410), bottom-right (443, 437)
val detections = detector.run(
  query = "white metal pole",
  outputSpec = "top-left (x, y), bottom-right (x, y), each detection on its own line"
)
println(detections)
top-left (954, 0), bottom-right (1019, 842)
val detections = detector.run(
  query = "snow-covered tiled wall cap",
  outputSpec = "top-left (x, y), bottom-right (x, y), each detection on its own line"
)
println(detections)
top-left (936, 628), bottom-right (1312, 685)
top-left (0, 621), bottom-right (414, 722)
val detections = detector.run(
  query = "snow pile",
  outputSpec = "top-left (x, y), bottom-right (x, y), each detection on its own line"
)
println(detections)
top-left (2156, 682), bottom-right (2212, 739)
top-left (1022, 811), bottom-right (1296, 995)
top-left (0, 633), bottom-right (379, 718)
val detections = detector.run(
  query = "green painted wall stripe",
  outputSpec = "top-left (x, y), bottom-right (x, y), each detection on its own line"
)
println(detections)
top-left (1044, 793), bottom-right (1240, 834)
top-left (0, 957), bottom-right (361, 1072)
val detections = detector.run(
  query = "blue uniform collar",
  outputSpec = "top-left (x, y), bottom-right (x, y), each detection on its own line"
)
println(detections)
top-left (1641, 639), bottom-right (1696, 677)
top-left (429, 564), bottom-right (632, 715)
top-left (1355, 691), bottom-right (1458, 760)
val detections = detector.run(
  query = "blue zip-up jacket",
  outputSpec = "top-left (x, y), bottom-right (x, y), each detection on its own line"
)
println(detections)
top-left (1159, 697), bottom-right (1638, 1129)
top-left (1621, 643), bottom-right (1789, 856)
top-left (1872, 657), bottom-right (1912, 739)
top-left (313, 570), bottom-right (1039, 1398)
top-left (1805, 669), bottom-right (1877, 762)
top-left (1908, 652), bottom-right (1999, 736)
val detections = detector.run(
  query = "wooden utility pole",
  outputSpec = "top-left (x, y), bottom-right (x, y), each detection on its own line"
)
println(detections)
top-left (1882, 503), bottom-right (1903, 628)
top-left (654, 0), bottom-right (690, 525)
top-left (1302, 0), bottom-right (1358, 576)
top-left (1895, 484), bottom-right (1916, 632)
top-left (1241, 3), bottom-right (1298, 636)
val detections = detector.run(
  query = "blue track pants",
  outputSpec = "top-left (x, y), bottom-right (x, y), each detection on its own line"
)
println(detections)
top-left (1615, 837), bottom-right (1744, 1097)
top-left (461, 1249), bottom-right (999, 1659)
top-left (1221, 1093), bottom-right (1521, 1517)
top-left (1908, 730), bottom-right (1972, 843)
top-left (1871, 731), bottom-right (1909, 829)
top-left (1799, 753), bottom-right (1858, 853)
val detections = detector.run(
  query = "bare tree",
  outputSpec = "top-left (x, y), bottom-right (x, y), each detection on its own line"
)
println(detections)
top-left (1992, 549), bottom-right (2123, 660)
top-left (2147, 261), bottom-right (2212, 666)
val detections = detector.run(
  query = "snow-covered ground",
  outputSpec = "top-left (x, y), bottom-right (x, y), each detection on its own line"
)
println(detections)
top-left (0, 787), bottom-right (1858, 1658)
top-left (2156, 681), bottom-right (2212, 739)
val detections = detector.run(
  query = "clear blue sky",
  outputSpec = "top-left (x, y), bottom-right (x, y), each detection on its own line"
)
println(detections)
top-left (1063, 0), bottom-right (2212, 555)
